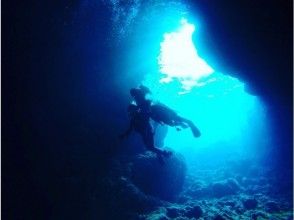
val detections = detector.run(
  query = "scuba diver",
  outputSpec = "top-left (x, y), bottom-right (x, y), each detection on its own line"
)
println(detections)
top-left (150, 103), bottom-right (201, 137)
top-left (120, 104), bottom-right (172, 161)
top-left (129, 85), bottom-right (201, 138)
top-left (120, 85), bottom-right (201, 162)
top-left (129, 85), bottom-right (152, 114)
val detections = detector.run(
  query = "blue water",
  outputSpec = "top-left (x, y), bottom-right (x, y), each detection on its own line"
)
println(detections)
top-left (141, 19), bottom-right (270, 168)
top-left (107, 1), bottom-right (293, 219)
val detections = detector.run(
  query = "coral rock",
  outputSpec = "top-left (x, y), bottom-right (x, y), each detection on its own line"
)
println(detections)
top-left (265, 201), bottom-right (280, 213)
top-left (242, 198), bottom-right (258, 210)
top-left (131, 152), bottom-right (187, 200)
top-left (211, 179), bottom-right (240, 197)
top-left (185, 205), bottom-right (203, 219)
top-left (214, 214), bottom-right (226, 220)
top-left (166, 207), bottom-right (181, 218)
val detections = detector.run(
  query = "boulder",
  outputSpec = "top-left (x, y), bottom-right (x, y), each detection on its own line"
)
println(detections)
top-left (224, 201), bottom-right (236, 207)
top-left (131, 151), bottom-right (187, 200)
top-left (211, 179), bottom-right (240, 197)
top-left (185, 205), bottom-right (203, 219)
top-left (242, 198), bottom-right (258, 210)
top-left (144, 208), bottom-right (169, 220)
top-left (214, 214), bottom-right (226, 220)
top-left (251, 211), bottom-right (268, 220)
top-left (166, 207), bottom-right (182, 218)
top-left (265, 201), bottom-right (280, 213)
top-left (104, 175), bottom-right (161, 213)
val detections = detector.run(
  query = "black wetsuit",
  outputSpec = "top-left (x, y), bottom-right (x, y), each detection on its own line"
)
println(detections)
top-left (130, 110), bottom-right (161, 153)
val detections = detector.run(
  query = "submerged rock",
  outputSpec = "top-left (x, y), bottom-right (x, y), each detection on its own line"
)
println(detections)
top-left (223, 200), bottom-right (236, 207)
top-left (130, 151), bottom-right (187, 200)
top-left (213, 214), bottom-right (227, 220)
top-left (265, 201), bottom-right (280, 213)
top-left (143, 207), bottom-right (169, 220)
top-left (166, 207), bottom-right (182, 218)
top-left (185, 205), bottom-right (203, 219)
top-left (211, 178), bottom-right (240, 197)
top-left (242, 198), bottom-right (258, 210)
top-left (251, 211), bottom-right (268, 220)
top-left (187, 185), bottom-right (210, 198)
top-left (104, 175), bottom-right (161, 214)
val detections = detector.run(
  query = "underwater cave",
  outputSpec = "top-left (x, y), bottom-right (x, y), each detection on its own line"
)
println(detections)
top-left (3, 0), bottom-right (293, 219)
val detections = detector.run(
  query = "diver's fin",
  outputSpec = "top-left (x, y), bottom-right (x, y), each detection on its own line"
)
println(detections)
top-left (189, 124), bottom-right (201, 138)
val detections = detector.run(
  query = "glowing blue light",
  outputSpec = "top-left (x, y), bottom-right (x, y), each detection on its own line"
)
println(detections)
top-left (158, 18), bottom-right (214, 91)
top-left (143, 18), bottom-right (269, 163)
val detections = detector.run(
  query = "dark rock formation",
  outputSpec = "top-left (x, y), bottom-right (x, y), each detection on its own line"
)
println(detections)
top-left (214, 214), bottom-right (226, 220)
top-left (251, 211), bottom-right (268, 220)
top-left (223, 201), bottom-right (236, 207)
top-left (265, 201), bottom-right (280, 213)
top-left (130, 151), bottom-right (187, 200)
top-left (185, 205), bottom-right (203, 219)
top-left (242, 198), bottom-right (258, 210)
top-left (141, 207), bottom-right (169, 220)
top-left (102, 175), bottom-right (161, 218)
top-left (166, 207), bottom-right (181, 218)
top-left (187, 184), bottom-right (211, 198)
top-left (211, 179), bottom-right (240, 197)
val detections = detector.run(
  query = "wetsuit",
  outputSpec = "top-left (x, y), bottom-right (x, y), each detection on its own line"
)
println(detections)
top-left (130, 110), bottom-right (163, 154)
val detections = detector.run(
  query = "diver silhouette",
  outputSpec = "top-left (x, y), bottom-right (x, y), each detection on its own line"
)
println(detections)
top-left (120, 85), bottom-right (201, 162)
top-left (120, 104), bottom-right (172, 161)
top-left (129, 85), bottom-right (152, 114)
top-left (150, 103), bottom-right (201, 137)
top-left (129, 85), bottom-right (201, 138)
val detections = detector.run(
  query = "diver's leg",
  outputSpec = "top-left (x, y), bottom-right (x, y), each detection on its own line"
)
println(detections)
top-left (142, 131), bottom-right (162, 154)
top-left (142, 133), bottom-right (166, 164)
top-left (142, 129), bottom-right (171, 157)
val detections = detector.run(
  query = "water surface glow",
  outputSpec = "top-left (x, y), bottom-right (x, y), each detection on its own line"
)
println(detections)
top-left (143, 19), bottom-right (269, 164)
top-left (158, 19), bottom-right (214, 91)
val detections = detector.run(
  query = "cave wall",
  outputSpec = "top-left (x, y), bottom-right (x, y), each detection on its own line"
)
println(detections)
top-left (2, 0), bottom-right (292, 219)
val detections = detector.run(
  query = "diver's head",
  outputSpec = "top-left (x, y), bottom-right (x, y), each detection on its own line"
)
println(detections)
top-left (130, 88), bottom-right (144, 100)
top-left (130, 88), bottom-right (138, 97)
top-left (130, 86), bottom-right (151, 98)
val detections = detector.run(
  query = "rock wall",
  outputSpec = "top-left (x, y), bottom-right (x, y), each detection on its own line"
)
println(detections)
top-left (130, 151), bottom-right (187, 200)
